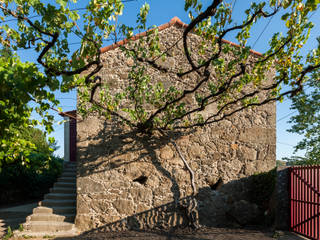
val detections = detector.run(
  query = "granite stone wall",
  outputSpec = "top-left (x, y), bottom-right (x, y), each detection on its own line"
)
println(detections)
top-left (75, 24), bottom-right (276, 231)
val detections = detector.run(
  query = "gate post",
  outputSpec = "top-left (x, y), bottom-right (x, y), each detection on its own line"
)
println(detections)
top-left (275, 166), bottom-right (290, 230)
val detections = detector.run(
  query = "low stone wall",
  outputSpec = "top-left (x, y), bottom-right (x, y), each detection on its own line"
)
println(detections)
top-left (275, 166), bottom-right (290, 230)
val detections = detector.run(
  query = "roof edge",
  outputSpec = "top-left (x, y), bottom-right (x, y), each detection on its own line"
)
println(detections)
top-left (100, 16), bottom-right (262, 57)
top-left (59, 110), bottom-right (77, 118)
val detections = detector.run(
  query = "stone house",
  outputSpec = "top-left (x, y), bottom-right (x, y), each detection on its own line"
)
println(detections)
top-left (62, 17), bottom-right (276, 232)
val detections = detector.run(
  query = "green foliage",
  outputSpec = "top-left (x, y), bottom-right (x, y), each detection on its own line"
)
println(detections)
top-left (283, 155), bottom-right (320, 165)
top-left (20, 127), bottom-right (59, 155)
top-left (276, 160), bottom-right (287, 167)
top-left (79, 0), bottom-right (320, 133)
top-left (0, 51), bottom-right (58, 168)
top-left (3, 226), bottom-right (13, 240)
top-left (43, 235), bottom-right (55, 239)
top-left (0, 0), bottom-right (132, 167)
top-left (286, 73), bottom-right (320, 164)
top-left (21, 235), bottom-right (34, 239)
top-left (19, 224), bottom-right (24, 232)
top-left (0, 154), bottom-right (63, 205)
top-left (0, 126), bottom-right (62, 204)
top-left (1, 0), bottom-right (320, 166)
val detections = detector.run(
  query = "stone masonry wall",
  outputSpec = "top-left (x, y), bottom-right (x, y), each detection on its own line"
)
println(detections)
top-left (76, 24), bottom-right (276, 231)
top-left (275, 166), bottom-right (290, 230)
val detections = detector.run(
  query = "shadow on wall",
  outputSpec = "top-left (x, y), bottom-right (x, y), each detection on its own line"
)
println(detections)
top-left (75, 117), bottom-right (276, 233)
top-left (77, 118), bottom-right (195, 177)
top-left (76, 118), bottom-right (197, 209)
top-left (54, 177), bottom-right (277, 240)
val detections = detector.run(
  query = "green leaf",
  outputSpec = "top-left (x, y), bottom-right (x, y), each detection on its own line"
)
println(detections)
top-left (56, 0), bottom-right (67, 8)
top-left (281, 13), bottom-right (290, 21)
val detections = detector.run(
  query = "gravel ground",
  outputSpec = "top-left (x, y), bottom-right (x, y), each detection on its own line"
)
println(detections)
top-left (9, 227), bottom-right (306, 240)
top-left (1, 203), bottom-right (306, 240)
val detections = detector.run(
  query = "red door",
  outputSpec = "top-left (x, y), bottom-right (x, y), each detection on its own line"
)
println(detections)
top-left (69, 117), bottom-right (77, 162)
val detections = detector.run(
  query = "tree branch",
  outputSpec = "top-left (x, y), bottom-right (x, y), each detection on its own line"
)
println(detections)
top-left (0, 4), bottom-right (104, 83)
top-left (178, 5), bottom-right (279, 78)
top-left (172, 62), bottom-right (320, 129)
top-left (182, 0), bottom-right (222, 75)
top-left (158, 128), bottom-right (200, 228)
top-left (165, 63), bottom-right (246, 127)
top-left (0, 4), bottom-right (55, 37)
top-left (88, 76), bottom-right (136, 127)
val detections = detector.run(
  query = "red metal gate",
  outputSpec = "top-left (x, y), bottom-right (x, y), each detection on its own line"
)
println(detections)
top-left (290, 165), bottom-right (320, 239)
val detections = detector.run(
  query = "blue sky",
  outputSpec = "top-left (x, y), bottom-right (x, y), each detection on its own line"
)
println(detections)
top-left (11, 0), bottom-right (319, 159)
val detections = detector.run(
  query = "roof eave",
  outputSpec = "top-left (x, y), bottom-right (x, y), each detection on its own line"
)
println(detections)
top-left (100, 16), bottom-right (262, 57)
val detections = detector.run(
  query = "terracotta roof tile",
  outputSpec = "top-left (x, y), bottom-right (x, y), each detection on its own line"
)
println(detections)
top-left (59, 110), bottom-right (77, 118)
top-left (100, 16), bottom-right (262, 57)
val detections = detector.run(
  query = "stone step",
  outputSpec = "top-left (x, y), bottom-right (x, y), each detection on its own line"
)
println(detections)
top-left (54, 182), bottom-right (76, 188)
top-left (28, 213), bottom-right (75, 222)
top-left (0, 222), bottom-right (23, 235)
top-left (50, 187), bottom-right (76, 194)
top-left (0, 217), bottom-right (26, 228)
top-left (14, 228), bottom-right (79, 237)
top-left (39, 199), bottom-right (76, 208)
top-left (0, 220), bottom-right (5, 238)
top-left (61, 172), bottom-right (76, 178)
top-left (33, 206), bottom-right (76, 215)
top-left (63, 165), bottom-right (77, 170)
top-left (57, 177), bottom-right (76, 183)
top-left (62, 170), bottom-right (76, 175)
top-left (24, 221), bottom-right (74, 232)
top-left (62, 166), bottom-right (77, 172)
top-left (65, 166), bottom-right (77, 169)
top-left (44, 193), bottom-right (76, 200)
top-left (63, 164), bottom-right (77, 168)
top-left (0, 229), bottom-right (5, 239)
top-left (62, 169), bottom-right (77, 175)
top-left (64, 162), bottom-right (77, 166)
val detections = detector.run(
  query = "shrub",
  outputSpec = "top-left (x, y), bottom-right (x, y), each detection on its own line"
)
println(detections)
top-left (0, 154), bottom-right (63, 205)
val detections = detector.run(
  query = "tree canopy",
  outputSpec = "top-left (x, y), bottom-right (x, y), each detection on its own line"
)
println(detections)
top-left (0, 0), bottom-right (320, 166)
top-left (285, 66), bottom-right (320, 165)
top-left (21, 126), bottom-right (58, 155)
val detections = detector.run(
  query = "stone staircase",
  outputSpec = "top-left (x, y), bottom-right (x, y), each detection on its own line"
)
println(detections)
top-left (16, 162), bottom-right (79, 237)
top-left (0, 219), bottom-right (6, 238)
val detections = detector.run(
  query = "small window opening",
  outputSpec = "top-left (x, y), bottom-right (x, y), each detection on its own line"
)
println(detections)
top-left (210, 178), bottom-right (223, 190)
top-left (133, 175), bottom-right (148, 185)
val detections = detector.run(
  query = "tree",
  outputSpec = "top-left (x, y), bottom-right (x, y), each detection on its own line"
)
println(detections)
top-left (0, 50), bottom-right (58, 167)
top-left (1, 0), bottom-right (320, 227)
top-left (285, 67), bottom-right (320, 165)
top-left (0, 0), bottom-right (133, 167)
top-left (0, 126), bottom-right (63, 205)
top-left (21, 127), bottom-right (59, 155)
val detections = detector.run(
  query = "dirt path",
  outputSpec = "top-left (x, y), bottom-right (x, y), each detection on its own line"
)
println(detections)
top-left (57, 228), bottom-right (306, 240)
